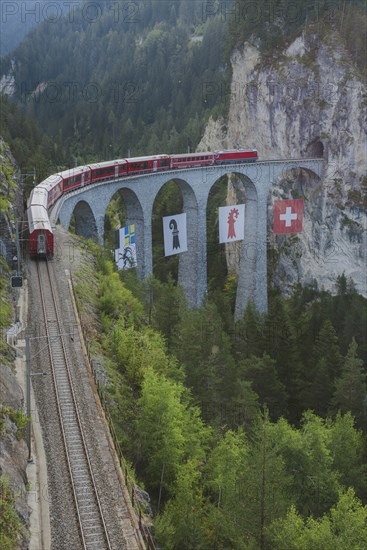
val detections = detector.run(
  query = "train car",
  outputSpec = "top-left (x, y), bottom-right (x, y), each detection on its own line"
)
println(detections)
top-left (214, 149), bottom-right (258, 164)
top-left (89, 159), bottom-right (128, 183)
top-left (126, 155), bottom-right (170, 175)
top-left (170, 152), bottom-right (214, 169)
top-left (61, 166), bottom-right (92, 193)
top-left (28, 186), bottom-right (49, 210)
top-left (38, 174), bottom-right (64, 208)
top-left (28, 203), bottom-right (54, 258)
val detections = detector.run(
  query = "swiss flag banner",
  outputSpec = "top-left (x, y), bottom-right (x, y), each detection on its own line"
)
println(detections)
top-left (273, 199), bottom-right (304, 234)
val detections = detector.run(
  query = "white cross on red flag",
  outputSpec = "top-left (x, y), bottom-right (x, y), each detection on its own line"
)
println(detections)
top-left (273, 199), bottom-right (304, 234)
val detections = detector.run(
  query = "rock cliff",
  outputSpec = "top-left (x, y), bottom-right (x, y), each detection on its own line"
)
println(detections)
top-left (199, 24), bottom-right (367, 296)
top-left (0, 137), bottom-right (29, 548)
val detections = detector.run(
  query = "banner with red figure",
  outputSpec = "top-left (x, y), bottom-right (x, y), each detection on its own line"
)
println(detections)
top-left (219, 204), bottom-right (245, 244)
top-left (273, 199), bottom-right (304, 234)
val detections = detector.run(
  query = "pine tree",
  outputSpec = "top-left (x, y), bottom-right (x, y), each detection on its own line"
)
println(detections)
top-left (331, 339), bottom-right (367, 428)
top-left (263, 295), bottom-right (302, 422)
top-left (238, 354), bottom-right (288, 420)
top-left (173, 302), bottom-right (236, 424)
top-left (327, 412), bottom-right (367, 500)
top-left (155, 459), bottom-right (205, 550)
top-left (135, 368), bottom-right (208, 497)
top-left (233, 301), bottom-right (265, 361)
top-left (246, 411), bottom-right (293, 549)
top-left (304, 320), bottom-right (343, 416)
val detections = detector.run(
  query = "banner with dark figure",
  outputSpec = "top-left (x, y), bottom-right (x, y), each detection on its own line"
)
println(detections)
top-left (163, 213), bottom-right (188, 256)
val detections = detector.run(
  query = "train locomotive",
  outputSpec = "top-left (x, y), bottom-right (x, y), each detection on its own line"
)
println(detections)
top-left (27, 148), bottom-right (258, 258)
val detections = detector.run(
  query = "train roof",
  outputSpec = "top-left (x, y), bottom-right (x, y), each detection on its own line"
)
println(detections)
top-left (171, 152), bottom-right (213, 158)
top-left (27, 205), bottom-right (52, 233)
top-left (58, 166), bottom-right (91, 179)
top-left (38, 174), bottom-right (63, 192)
top-left (214, 149), bottom-right (258, 153)
top-left (28, 186), bottom-right (48, 209)
top-left (127, 155), bottom-right (170, 162)
top-left (88, 159), bottom-right (127, 169)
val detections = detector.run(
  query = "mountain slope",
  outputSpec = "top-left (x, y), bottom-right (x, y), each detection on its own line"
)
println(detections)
top-left (1, 0), bottom-right (229, 161)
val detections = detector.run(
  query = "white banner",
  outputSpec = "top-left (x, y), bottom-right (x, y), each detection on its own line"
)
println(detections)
top-left (115, 224), bottom-right (137, 270)
top-left (163, 213), bottom-right (187, 256)
top-left (219, 204), bottom-right (245, 243)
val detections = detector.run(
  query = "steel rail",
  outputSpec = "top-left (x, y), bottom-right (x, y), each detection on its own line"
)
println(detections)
top-left (36, 259), bottom-right (113, 550)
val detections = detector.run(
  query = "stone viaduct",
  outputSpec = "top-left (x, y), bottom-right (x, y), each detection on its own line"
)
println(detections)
top-left (51, 159), bottom-right (323, 319)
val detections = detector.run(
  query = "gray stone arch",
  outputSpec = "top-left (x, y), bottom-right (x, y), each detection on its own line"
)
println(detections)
top-left (151, 176), bottom-right (199, 308)
top-left (105, 187), bottom-right (145, 279)
top-left (72, 200), bottom-right (98, 241)
top-left (272, 166), bottom-right (322, 207)
top-left (207, 170), bottom-right (259, 319)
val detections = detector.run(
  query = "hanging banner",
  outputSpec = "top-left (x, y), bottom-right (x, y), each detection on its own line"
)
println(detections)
top-left (114, 224), bottom-right (137, 269)
top-left (163, 213), bottom-right (187, 256)
top-left (273, 199), bottom-right (304, 234)
top-left (219, 204), bottom-right (245, 243)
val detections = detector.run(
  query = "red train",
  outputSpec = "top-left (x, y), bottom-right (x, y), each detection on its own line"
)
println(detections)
top-left (27, 149), bottom-right (258, 258)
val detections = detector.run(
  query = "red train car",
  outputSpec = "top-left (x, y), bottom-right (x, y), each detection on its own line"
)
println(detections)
top-left (214, 149), bottom-right (258, 164)
top-left (88, 160), bottom-right (128, 183)
top-left (28, 204), bottom-right (54, 258)
top-left (171, 152), bottom-right (214, 169)
top-left (61, 166), bottom-right (92, 193)
top-left (126, 155), bottom-right (170, 175)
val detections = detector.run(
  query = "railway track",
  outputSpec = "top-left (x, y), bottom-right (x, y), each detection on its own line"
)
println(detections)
top-left (36, 259), bottom-right (112, 550)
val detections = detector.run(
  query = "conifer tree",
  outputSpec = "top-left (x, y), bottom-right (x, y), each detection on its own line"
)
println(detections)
top-left (238, 354), bottom-right (288, 420)
top-left (263, 295), bottom-right (302, 422)
top-left (304, 319), bottom-right (343, 416)
top-left (233, 301), bottom-right (265, 361)
top-left (331, 339), bottom-right (367, 428)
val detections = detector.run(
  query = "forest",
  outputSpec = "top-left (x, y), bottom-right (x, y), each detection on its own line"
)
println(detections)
top-left (1, 0), bottom-right (229, 165)
top-left (1, 1), bottom-right (366, 190)
top-left (74, 242), bottom-right (367, 549)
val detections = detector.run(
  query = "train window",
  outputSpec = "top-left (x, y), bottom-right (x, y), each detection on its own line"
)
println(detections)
top-left (65, 174), bottom-right (82, 186)
top-left (96, 168), bottom-right (112, 177)
top-left (161, 159), bottom-right (169, 167)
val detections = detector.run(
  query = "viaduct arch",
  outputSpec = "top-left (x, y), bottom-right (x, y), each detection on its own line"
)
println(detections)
top-left (52, 160), bottom-right (323, 318)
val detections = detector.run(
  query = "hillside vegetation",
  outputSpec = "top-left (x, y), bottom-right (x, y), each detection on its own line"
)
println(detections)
top-left (74, 241), bottom-right (367, 549)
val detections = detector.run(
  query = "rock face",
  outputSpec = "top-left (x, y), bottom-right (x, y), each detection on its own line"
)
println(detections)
top-left (0, 137), bottom-right (23, 264)
top-left (199, 27), bottom-right (367, 296)
top-left (0, 363), bottom-right (30, 549)
top-left (0, 137), bottom-right (29, 548)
